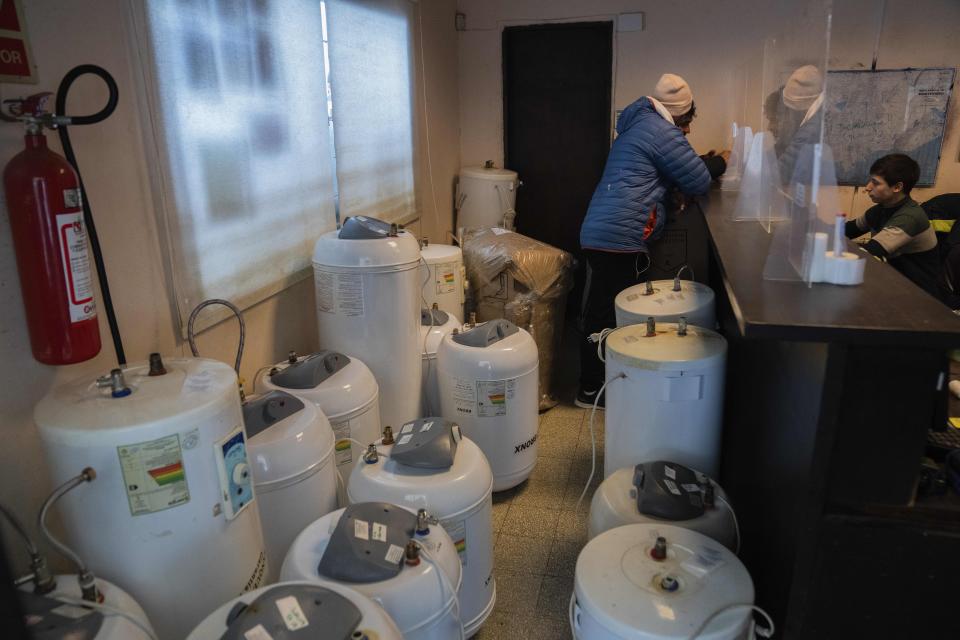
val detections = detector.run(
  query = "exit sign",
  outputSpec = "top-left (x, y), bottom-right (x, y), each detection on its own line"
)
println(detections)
top-left (0, 0), bottom-right (35, 83)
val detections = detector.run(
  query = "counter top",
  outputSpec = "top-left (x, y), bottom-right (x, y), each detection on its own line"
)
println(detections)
top-left (701, 189), bottom-right (960, 347)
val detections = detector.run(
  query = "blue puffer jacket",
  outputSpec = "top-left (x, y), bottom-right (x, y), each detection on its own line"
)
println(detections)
top-left (580, 97), bottom-right (711, 252)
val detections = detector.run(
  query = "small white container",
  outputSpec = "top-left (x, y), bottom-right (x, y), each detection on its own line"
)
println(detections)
top-left (187, 580), bottom-right (402, 640)
top-left (420, 241), bottom-right (466, 319)
top-left (244, 390), bottom-right (338, 578)
top-left (615, 279), bottom-right (716, 329)
top-left (437, 320), bottom-right (539, 491)
top-left (571, 524), bottom-right (754, 640)
top-left (420, 308), bottom-right (462, 416)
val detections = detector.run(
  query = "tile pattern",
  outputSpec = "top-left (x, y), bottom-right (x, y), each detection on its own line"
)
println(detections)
top-left (473, 402), bottom-right (603, 639)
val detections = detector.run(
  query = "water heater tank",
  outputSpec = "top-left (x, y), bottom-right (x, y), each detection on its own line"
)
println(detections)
top-left (615, 278), bottom-right (716, 329)
top-left (456, 165), bottom-right (520, 230)
top-left (313, 215), bottom-right (422, 430)
top-left (187, 581), bottom-right (403, 640)
top-left (348, 418), bottom-right (495, 637)
top-left (604, 321), bottom-right (727, 478)
top-left (588, 461), bottom-right (738, 551)
top-left (244, 390), bottom-right (338, 578)
top-left (420, 307), bottom-right (462, 416)
top-left (419, 241), bottom-right (466, 319)
top-left (258, 350), bottom-right (381, 487)
top-left (34, 357), bottom-right (267, 640)
top-left (437, 319), bottom-right (539, 491)
top-left (571, 524), bottom-right (754, 639)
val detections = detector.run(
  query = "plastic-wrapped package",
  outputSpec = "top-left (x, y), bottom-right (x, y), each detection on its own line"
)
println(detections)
top-left (462, 227), bottom-right (574, 410)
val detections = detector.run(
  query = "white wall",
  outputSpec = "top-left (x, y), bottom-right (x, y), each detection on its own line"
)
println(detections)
top-left (0, 0), bottom-right (459, 574)
top-left (457, 0), bottom-right (960, 211)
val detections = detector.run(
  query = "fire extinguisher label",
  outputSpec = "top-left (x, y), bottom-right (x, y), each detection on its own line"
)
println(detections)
top-left (63, 188), bottom-right (82, 208)
top-left (56, 212), bottom-right (96, 323)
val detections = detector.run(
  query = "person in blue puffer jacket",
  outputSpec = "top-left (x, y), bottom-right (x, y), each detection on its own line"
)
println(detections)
top-left (576, 74), bottom-right (727, 408)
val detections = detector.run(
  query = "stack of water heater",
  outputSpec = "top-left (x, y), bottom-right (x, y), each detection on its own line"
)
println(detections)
top-left (34, 355), bottom-right (267, 640)
top-left (349, 418), bottom-right (496, 636)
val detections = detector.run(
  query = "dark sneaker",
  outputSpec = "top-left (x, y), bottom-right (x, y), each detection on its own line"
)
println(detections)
top-left (575, 388), bottom-right (605, 410)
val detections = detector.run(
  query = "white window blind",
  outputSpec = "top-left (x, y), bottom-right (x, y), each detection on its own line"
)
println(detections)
top-left (325, 0), bottom-right (418, 224)
top-left (134, 0), bottom-right (337, 332)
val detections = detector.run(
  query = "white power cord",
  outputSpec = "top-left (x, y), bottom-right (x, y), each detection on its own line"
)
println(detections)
top-left (588, 327), bottom-right (615, 363)
top-left (686, 603), bottom-right (774, 639)
top-left (51, 594), bottom-right (158, 640)
top-left (418, 543), bottom-right (465, 640)
top-left (574, 373), bottom-right (626, 512)
top-left (715, 494), bottom-right (741, 555)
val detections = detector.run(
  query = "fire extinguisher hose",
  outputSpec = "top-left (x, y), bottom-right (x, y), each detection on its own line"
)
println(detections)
top-left (54, 65), bottom-right (125, 366)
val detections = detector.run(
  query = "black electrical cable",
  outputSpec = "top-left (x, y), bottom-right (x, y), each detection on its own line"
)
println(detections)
top-left (54, 65), bottom-right (126, 365)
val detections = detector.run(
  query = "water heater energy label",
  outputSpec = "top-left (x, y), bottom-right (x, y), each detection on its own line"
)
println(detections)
top-left (117, 434), bottom-right (190, 516)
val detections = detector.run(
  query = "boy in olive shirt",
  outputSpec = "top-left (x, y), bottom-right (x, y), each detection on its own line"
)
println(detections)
top-left (845, 154), bottom-right (942, 301)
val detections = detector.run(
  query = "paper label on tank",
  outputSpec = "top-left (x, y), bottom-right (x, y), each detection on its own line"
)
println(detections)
top-left (244, 624), bottom-right (274, 640)
top-left (420, 420), bottom-right (434, 432)
top-left (354, 519), bottom-right (370, 540)
top-left (477, 378), bottom-right (516, 417)
top-left (55, 212), bottom-right (96, 322)
top-left (435, 261), bottom-right (458, 294)
top-left (276, 596), bottom-right (310, 631)
top-left (385, 544), bottom-right (404, 564)
top-left (441, 517), bottom-right (468, 565)
top-left (453, 377), bottom-right (477, 416)
top-left (398, 434), bottom-right (413, 445)
top-left (371, 522), bottom-right (387, 542)
top-left (332, 420), bottom-right (353, 466)
top-left (244, 550), bottom-right (268, 592)
top-left (315, 271), bottom-right (335, 313)
top-left (663, 465), bottom-right (676, 480)
top-left (117, 433), bottom-right (190, 516)
top-left (401, 422), bottom-right (414, 434)
top-left (663, 478), bottom-right (681, 495)
top-left (315, 272), bottom-right (364, 317)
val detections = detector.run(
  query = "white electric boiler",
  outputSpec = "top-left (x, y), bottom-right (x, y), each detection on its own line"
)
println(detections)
top-left (456, 165), bottom-right (520, 230)
top-left (19, 575), bottom-right (155, 640)
top-left (258, 350), bottom-right (381, 487)
top-left (348, 418), bottom-right (495, 637)
top-left (420, 240), bottom-right (466, 319)
top-left (437, 319), bottom-right (539, 491)
top-left (615, 278), bottom-right (716, 329)
top-left (571, 524), bottom-right (754, 639)
top-left (244, 390), bottom-right (338, 578)
top-left (34, 357), bottom-right (267, 640)
top-left (281, 503), bottom-right (463, 640)
top-left (313, 215), bottom-right (422, 430)
top-left (187, 580), bottom-right (403, 640)
top-left (420, 307), bottom-right (462, 415)
top-left (604, 320), bottom-right (727, 478)
top-left (588, 461), bottom-right (738, 551)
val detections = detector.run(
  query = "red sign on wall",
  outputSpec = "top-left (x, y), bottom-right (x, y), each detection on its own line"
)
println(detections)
top-left (0, 0), bottom-right (34, 84)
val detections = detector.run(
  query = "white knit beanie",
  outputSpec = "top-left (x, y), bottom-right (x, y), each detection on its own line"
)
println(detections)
top-left (652, 73), bottom-right (694, 117)
top-left (782, 65), bottom-right (823, 111)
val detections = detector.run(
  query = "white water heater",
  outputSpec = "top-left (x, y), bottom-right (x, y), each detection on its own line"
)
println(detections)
top-left (420, 307), bottom-right (462, 416)
top-left (281, 503), bottom-right (463, 640)
top-left (571, 524), bottom-right (754, 639)
top-left (420, 241), bottom-right (466, 319)
top-left (20, 576), bottom-right (155, 640)
top-left (348, 418), bottom-right (495, 637)
top-left (244, 390), bottom-right (338, 579)
top-left (437, 320), bottom-right (539, 491)
top-left (259, 350), bottom-right (381, 487)
top-left (588, 461), bottom-right (738, 551)
top-left (313, 215), bottom-right (422, 430)
top-left (34, 357), bottom-right (267, 640)
top-left (187, 580), bottom-right (403, 640)
top-left (615, 278), bottom-right (716, 329)
top-left (604, 320), bottom-right (727, 478)
top-left (456, 164), bottom-right (520, 230)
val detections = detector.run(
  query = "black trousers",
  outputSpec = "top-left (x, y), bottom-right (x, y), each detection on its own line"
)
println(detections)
top-left (579, 249), bottom-right (646, 391)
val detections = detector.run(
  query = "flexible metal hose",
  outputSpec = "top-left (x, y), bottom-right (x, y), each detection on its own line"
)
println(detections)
top-left (187, 299), bottom-right (246, 375)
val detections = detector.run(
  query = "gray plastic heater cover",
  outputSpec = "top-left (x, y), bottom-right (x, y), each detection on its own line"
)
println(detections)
top-left (452, 318), bottom-right (519, 347)
top-left (221, 583), bottom-right (362, 640)
top-left (269, 351), bottom-right (351, 390)
top-left (390, 418), bottom-right (460, 469)
top-left (242, 391), bottom-right (306, 439)
top-left (421, 307), bottom-right (450, 326)
top-left (338, 215), bottom-right (396, 239)
top-left (633, 461), bottom-right (706, 521)
top-left (318, 503), bottom-right (417, 584)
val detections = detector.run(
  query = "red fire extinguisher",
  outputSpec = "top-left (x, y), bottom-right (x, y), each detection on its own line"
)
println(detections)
top-left (3, 92), bottom-right (101, 364)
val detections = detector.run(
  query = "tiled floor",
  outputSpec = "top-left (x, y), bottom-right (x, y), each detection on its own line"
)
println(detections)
top-left (473, 401), bottom-right (604, 639)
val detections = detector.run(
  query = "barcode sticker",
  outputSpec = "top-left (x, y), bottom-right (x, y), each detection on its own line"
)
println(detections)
top-left (420, 421), bottom-right (434, 432)
top-left (398, 434), bottom-right (413, 445)
top-left (663, 478), bottom-right (681, 495)
top-left (664, 466), bottom-right (676, 480)
top-left (275, 596), bottom-right (309, 631)
top-left (354, 519), bottom-right (369, 540)
top-left (401, 423), bottom-right (414, 435)
top-left (681, 483), bottom-right (701, 492)
top-left (371, 522), bottom-right (387, 542)
top-left (244, 625), bottom-right (274, 640)
top-left (385, 544), bottom-right (404, 564)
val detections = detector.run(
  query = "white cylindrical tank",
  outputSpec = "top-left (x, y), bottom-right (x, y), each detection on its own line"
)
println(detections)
top-left (588, 461), bottom-right (738, 551)
top-left (187, 580), bottom-right (403, 640)
top-left (615, 278), bottom-right (716, 329)
top-left (281, 503), bottom-right (463, 640)
top-left (258, 350), bottom-right (381, 488)
top-left (19, 576), bottom-right (155, 640)
top-left (34, 357), bottom-right (267, 640)
top-left (420, 308), bottom-right (462, 416)
top-left (313, 215), bottom-right (422, 430)
top-left (244, 390), bottom-right (338, 579)
top-left (419, 241), bottom-right (466, 319)
top-left (571, 524), bottom-right (754, 640)
top-left (437, 319), bottom-right (539, 491)
top-left (456, 165), bottom-right (520, 230)
top-left (604, 321), bottom-right (727, 478)
top-left (348, 418), bottom-right (496, 637)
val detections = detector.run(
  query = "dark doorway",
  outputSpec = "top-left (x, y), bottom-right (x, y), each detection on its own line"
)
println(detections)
top-left (502, 22), bottom-right (613, 258)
